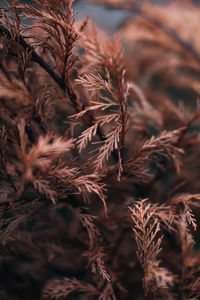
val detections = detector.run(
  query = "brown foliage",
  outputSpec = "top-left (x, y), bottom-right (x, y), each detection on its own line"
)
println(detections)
top-left (1, 0), bottom-right (200, 299)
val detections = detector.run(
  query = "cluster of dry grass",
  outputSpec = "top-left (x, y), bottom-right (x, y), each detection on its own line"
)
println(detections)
top-left (1, 0), bottom-right (200, 299)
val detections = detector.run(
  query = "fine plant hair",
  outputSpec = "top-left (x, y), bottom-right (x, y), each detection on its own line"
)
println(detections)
top-left (1, 0), bottom-right (200, 299)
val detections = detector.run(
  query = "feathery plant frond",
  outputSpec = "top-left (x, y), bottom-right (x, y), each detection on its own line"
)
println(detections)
top-left (1, 0), bottom-right (200, 299)
top-left (72, 29), bottom-right (129, 178)
top-left (178, 210), bottom-right (200, 299)
top-left (42, 277), bottom-right (99, 299)
top-left (130, 199), bottom-right (175, 298)
top-left (123, 128), bottom-right (184, 184)
top-left (17, 119), bottom-right (74, 201)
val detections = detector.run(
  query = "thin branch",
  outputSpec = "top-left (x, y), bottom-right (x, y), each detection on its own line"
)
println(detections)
top-left (0, 24), bottom-right (67, 90)
top-left (0, 21), bottom-right (119, 165)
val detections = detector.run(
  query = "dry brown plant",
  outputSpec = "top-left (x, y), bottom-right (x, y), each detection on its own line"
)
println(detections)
top-left (1, 0), bottom-right (200, 299)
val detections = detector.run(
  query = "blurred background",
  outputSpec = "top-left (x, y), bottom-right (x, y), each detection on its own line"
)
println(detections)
top-left (4, 0), bottom-right (200, 34)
